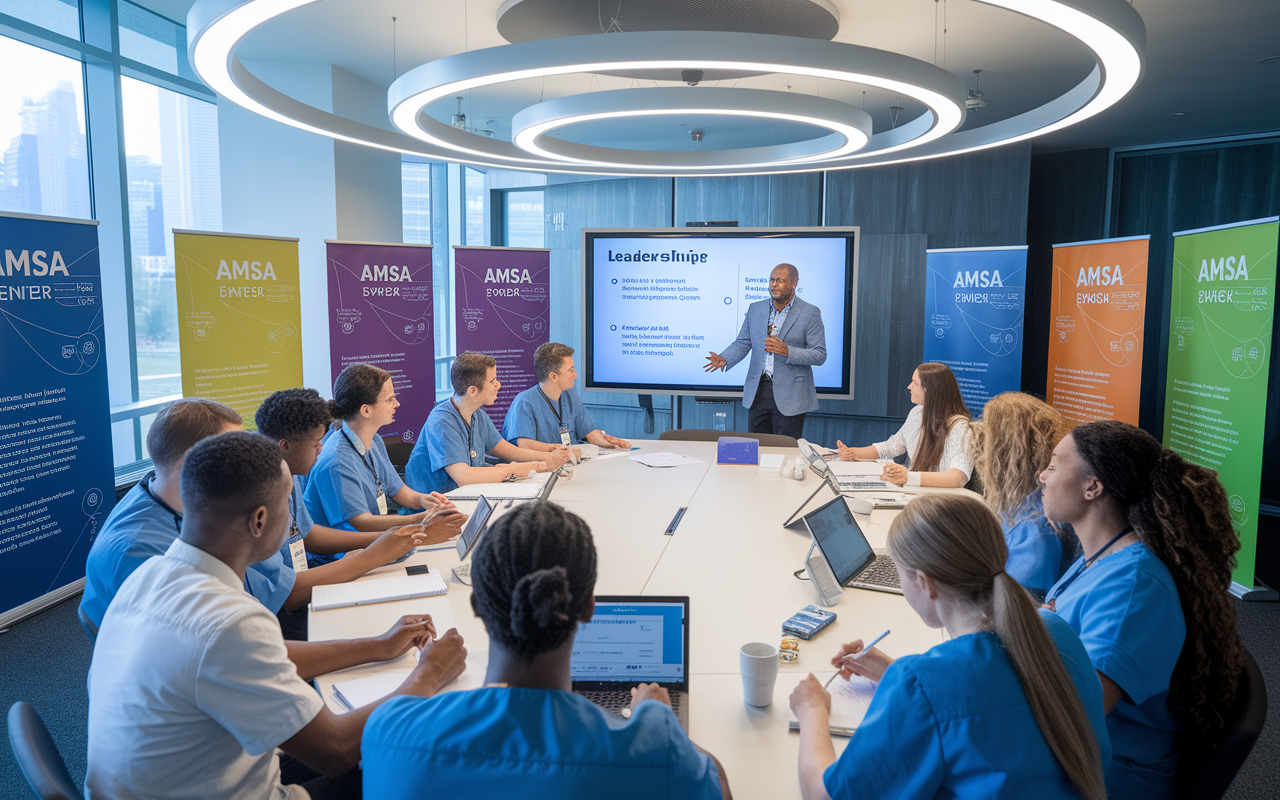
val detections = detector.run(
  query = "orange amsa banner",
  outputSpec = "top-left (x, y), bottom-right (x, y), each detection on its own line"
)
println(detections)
top-left (1046, 235), bottom-right (1150, 426)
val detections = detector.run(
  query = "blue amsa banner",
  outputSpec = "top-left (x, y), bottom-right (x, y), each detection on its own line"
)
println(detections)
top-left (923, 246), bottom-right (1028, 412)
top-left (0, 212), bottom-right (115, 618)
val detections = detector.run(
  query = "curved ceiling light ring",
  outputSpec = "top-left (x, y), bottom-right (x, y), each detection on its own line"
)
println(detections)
top-left (509, 88), bottom-right (875, 170)
top-left (386, 31), bottom-right (967, 169)
top-left (186, 0), bottom-right (1146, 177)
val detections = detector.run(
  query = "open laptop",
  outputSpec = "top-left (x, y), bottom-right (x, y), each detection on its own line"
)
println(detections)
top-left (797, 438), bottom-right (895, 492)
top-left (571, 595), bottom-right (691, 731)
top-left (801, 495), bottom-right (903, 594)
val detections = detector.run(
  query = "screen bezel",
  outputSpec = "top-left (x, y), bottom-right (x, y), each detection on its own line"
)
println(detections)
top-left (802, 495), bottom-right (876, 585)
top-left (455, 495), bottom-right (494, 561)
top-left (582, 227), bottom-right (859, 399)
top-left (570, 594), bottom-right (691, 692)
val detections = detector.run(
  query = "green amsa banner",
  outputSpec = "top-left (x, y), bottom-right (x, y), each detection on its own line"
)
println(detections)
top-left (1163, 216), bottom-right (1279, 589)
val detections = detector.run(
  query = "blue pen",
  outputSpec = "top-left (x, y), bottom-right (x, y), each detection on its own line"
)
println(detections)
top-left (824, 629), bottom-right (890, 689)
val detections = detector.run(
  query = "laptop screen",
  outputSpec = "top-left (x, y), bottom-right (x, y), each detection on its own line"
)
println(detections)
top-left (803, 496), bottom-right (875, 585)
top-left (455, 495), bottom-right (494, 561)
top-left (570, 598), bottom-right (687, 685)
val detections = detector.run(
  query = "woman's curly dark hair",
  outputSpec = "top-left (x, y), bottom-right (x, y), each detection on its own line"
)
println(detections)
top-left (469, 502), bottom-right (597, 663)
top-left (255, 388), bottom-right (332, 440)
top-left (1072, 420), bottom-right (1243, 757)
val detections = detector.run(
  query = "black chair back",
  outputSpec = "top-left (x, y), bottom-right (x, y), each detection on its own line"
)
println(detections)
top-left (1175, 643), bottom-right (1268, 800)
top-left (7, 702), bottom-right (83, 800)
top-left (384, 438), bottom-right (413, 477)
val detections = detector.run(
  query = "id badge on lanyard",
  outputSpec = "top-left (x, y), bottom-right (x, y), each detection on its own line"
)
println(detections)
top-left (377, 488), bottom-right (388, 515)
top-left (560, 424), bottom-right (571, 446)
top-left (288, 529), bottom-right (308, 572)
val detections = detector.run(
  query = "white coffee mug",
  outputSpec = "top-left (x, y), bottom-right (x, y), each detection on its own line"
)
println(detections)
top-left (740, 642), bottom-right (780, 707)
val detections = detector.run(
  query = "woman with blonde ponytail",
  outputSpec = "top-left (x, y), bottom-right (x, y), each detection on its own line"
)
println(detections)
top-left (790, 494), bottom-right (1109, 800)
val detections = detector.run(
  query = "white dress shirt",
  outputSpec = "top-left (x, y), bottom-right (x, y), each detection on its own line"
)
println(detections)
top-left (873, 405), bottom-right (974, 479)
top-left (87, 539), bottom-right (324, 800)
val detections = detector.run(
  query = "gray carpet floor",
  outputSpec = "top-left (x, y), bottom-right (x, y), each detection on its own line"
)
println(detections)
top-left (1, 594), bottom-right (1278, 798)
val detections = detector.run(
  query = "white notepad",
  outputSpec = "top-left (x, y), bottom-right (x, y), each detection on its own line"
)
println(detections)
top-left (310, 570), bottom-right (448, 611)
top-left (331, 650), bottom-right (488, 711)
top-left (788, 674), bottom-right (878, 737)
top-left (445, 479), bottom-right (545, 500)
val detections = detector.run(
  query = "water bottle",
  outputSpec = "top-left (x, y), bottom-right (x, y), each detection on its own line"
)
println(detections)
top-left (714, 411), bottom-right (727, 431)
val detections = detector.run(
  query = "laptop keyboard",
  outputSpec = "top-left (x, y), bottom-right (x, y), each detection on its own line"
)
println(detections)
top-left (839, 480), bottom-right (891, 491)
top-left (577, 689), bottom-right (682, 720)
top-left (849, 555), bottom-right (901, 590)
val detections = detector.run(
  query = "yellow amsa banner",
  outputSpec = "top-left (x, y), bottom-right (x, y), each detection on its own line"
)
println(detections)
top-left (173, 230), bottom-right (303, 429)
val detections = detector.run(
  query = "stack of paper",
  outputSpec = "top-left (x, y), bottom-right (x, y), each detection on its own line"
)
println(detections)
top-left (310, 570), bottom-right (447, 611)
top-left (332, 649), bottom-right (489, 711)
top-left (788, 674), bottom-right (878, 736)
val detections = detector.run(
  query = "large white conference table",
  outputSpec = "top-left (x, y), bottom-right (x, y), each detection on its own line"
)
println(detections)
top-left (309, 439), bottom-right (974, 799)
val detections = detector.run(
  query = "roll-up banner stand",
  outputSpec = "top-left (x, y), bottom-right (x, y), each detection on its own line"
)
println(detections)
top-left (0, 212), bottom-right (115, 626)
top-left (1047, 236), bottom-right (1150, 425)
top-left (326, 240), bottom-right (435, 443)
top-left (453, 245), bottom-right (551, 430)
top-left (923, 246), bottom-right (1028, 412)
top-left (1163, 217), bottom-right (1279, 599)
top-left (173, 230), bottom-right (304, 428)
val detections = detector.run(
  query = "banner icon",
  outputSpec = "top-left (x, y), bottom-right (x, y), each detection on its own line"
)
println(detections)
top-left (1047, 236), bottom-right (1149, 425)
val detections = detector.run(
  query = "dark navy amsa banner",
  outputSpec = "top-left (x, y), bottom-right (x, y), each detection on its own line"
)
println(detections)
top-left (0, 212), bottom-right (115, 619)
top-left (923, 246), bottom-right (1028, 412)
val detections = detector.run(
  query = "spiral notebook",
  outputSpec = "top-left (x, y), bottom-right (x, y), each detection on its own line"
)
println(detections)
top-left (310, 570), bottom-right (447, 611)
top-left (787, 674), bottom-right (878, 736)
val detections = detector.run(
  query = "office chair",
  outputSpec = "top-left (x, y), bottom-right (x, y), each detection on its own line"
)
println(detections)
top-left (75, 606), bottom-right (97, 642)
top-left (658, 429), bottom-right (799, 447)
top-left (1174, 643), bottom-right (1267, 800)
top-left (383, 438), bottom-right (413, 477)
top-left (7, 702), bottom-right (83, 800)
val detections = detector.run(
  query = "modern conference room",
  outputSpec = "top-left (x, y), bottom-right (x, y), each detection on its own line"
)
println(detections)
top-left (2, 0), bottom-right (1280, 798)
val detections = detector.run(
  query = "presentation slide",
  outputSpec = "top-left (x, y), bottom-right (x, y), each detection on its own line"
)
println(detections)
top-left (586, 232), bottom-right (854, 395)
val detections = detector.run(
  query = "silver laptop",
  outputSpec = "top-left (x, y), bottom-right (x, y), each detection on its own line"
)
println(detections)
top-left (797, 438), bottom-right (895, 492)
top-left (802, 495), bottom-right (903, 594)
top-left (571, 596), bottom-right (691, 731)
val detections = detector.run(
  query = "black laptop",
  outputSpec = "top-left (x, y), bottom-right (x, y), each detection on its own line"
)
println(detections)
top-left (802, 495), bottom-right (903, 594)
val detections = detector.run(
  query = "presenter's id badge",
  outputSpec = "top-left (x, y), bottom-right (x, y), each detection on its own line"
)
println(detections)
top-left (288, 532), bottom-right (308, 573)
top-left (560, 425), bottom-right (571, 446)
top-left (376, 489), bottom-right (388, 515)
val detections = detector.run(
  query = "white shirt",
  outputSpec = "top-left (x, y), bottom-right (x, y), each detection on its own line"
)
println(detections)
top-left (873, 405), bottom-right (974, 479)
top-left (87, 539), bottom-right (323, 800)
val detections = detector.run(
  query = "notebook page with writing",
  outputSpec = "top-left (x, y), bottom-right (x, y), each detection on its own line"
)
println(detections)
top-left (311, 570), bottom-right (447, 611)
top-left (788, 674), bottom-right (878, 736)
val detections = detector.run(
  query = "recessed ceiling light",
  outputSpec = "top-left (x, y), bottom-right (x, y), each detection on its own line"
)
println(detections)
top-left (1260, 56), bottom-right (1280, 65)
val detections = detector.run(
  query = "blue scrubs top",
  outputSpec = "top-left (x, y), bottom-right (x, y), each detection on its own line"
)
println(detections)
top-left (824, 609), bottom-right (1111, 800)
top-left (1002, 490), bottom-right (1076, 602)
top-left (362, 688), bottom-right (722, 800)
top-left (405, 398), bottom-right (503, 495)
top-left (304, 421), bottom-right (405, 532)
top-left (80, 474), bottom-right (296, 630)
top-left (502, 385), bottom-right (597, 446)
top-left (1047, 542), bottom-right (1184, 799)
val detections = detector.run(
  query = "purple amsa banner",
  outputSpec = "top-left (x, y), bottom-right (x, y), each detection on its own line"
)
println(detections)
top-left (326, 240), bottom-right (435, 443)
top-left (453, 245), bottom-right (551, 430)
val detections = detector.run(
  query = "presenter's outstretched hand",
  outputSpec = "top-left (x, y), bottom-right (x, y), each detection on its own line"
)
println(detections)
top-left (788, 674), bottom-right (831, 725)
top-left (704, 352), bottom-right (728, 372)
top-left (879, 463), bottom-right (908, 486)
top-left (410, 628), bottom-right (467, 696)
top-left (764, 336), bottom-right (789, 356)
top-left (372, 615), bottom-right (437, 662)
top-left (832, 639), bottom-right (893, 683)
top-left (629, 682), bottom-right (672, 710)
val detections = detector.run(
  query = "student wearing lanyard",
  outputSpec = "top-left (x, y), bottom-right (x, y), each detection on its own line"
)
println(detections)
top-left (305, 364), bottom-right (456, 538)
top-left (255, 389), bottom-right (467, 627)
top-left (80, 399), bottom-right (291, 635)
top-left (790, 494), bottom-right (1109, 800)
top-left (406, 352), bottom-right (569, 495)
top-left (1039, 421), bottom-right (1244, 799)
top-left (836, 362), bottom-right (973, 488)
top-left (969, 393), bottom-right (1078, 601)
top-left (503, 342), bottom-right (631, 453)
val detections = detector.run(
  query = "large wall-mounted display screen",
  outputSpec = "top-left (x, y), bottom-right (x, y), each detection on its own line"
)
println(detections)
top-left (583, 227), bottom-right (858, 398)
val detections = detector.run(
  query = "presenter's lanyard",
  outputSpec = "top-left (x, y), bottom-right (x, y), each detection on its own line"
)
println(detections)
top-left (139, 472), bottom-right (182, 534)
top-left (451, 399), bottom-right (478, 460)
top-left (341, 430), bottom-right (385, 498)
top-left (1046, 525), bottom-right (1134, 604)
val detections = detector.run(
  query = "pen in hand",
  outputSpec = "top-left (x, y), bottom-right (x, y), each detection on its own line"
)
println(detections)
top-left (823, 629), bottom-right (890, 689)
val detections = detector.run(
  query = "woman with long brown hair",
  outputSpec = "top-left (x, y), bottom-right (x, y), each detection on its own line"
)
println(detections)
top-left (837, 362), bottom-right (972, 487)
top-left (790, 494), bottom-right (1109, 800)
top-left (971, 392), bottom-right (1077, 601)
top-left (1039, 420), bottom-right (1243, 798)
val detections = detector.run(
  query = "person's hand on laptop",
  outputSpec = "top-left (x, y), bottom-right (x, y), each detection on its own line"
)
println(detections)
top-left (629, 682), bottom-right (672, 710)
top-left (832, 638), bottom-right (894, 683)
top-left (879, 463), bottom-right (908, 486)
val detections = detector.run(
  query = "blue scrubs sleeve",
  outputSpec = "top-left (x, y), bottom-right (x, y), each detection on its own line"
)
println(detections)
top-left (244, 552), bottom-right (296, 613)
top-left (502, 392), bottom-right (542, 444)
top-left (428, 413), bottom-right (471, 470)
top-left (824, 662), bottom-right (945, 799)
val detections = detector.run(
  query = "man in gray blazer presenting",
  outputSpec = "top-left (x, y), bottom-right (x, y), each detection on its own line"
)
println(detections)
top-left (704, 263), bottom-right (826, 439)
